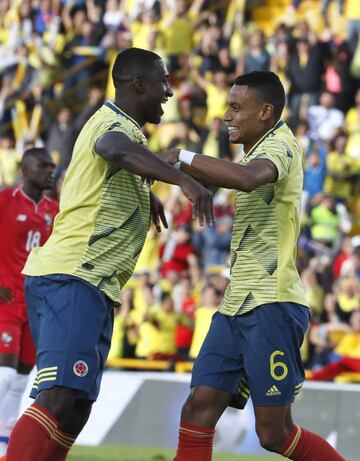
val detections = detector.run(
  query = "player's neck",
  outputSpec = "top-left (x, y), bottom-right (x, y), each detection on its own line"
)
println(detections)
top-left (113, 97), bottom-right (144, 128)
top-left (244, 120), bottom-right (279, 153)
top-left (21, 185), bottom-right (43, 203)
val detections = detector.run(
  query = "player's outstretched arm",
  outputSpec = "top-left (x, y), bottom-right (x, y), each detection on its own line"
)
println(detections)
top-left (160, 148), bottom-right (278, 192)
top-left (95, 132), bottom-right (214, 226)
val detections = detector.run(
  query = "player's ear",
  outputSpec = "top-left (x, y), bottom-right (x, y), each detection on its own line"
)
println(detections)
top-left (261, 103), bottom-right (273, 121)
top-left (133, 77), bottom-right (145, 95)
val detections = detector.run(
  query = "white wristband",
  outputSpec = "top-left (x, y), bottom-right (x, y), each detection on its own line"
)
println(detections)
top-left (179, 149), bottom-right (197, 166)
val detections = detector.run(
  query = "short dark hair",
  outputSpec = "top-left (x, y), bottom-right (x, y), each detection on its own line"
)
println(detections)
top-left (234, 71), bottom-right (285, 121)
top-left (22, 147), bottom-right (49, 161)
top-left (112, 47), bottom-right (162, 89)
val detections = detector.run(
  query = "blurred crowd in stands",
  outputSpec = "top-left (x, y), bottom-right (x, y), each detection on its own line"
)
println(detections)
top-left (0, 0), bottom-right (359, 380)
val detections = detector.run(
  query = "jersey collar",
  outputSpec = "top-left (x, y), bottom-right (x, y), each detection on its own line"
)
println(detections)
top-left (244, 120), bottom-right (285, 158)
top-left (18, 187), bottom-right (47, 206)
top-left (104, 101), bottom-right (142, 131)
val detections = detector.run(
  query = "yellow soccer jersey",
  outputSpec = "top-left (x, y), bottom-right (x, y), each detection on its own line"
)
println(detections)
top-left (23, 102), bottom-right (150, 303)
top-left (219, 121), bottom-right (308, 316)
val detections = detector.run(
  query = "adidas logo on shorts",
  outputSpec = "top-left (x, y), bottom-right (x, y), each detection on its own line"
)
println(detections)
top-left (266, 385), bottom-right (282, 396)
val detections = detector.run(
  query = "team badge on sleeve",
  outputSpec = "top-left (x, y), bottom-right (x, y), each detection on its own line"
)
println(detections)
top-left (73, 360), bottom-right (89, 377)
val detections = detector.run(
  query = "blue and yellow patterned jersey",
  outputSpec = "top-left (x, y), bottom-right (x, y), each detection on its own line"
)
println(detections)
top-left (23, 102), bottom-right (151, 303)
top-left (219, 121), bottom-right (308, 316)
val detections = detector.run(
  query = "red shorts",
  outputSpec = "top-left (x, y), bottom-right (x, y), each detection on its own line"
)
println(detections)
top-left (0, 301), bottom-right (36, 366)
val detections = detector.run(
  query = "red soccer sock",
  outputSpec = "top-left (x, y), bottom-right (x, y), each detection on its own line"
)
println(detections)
top-left (280, 425), bottom-right (346, 461)
top-left (6, 403), bottom-right (58, 461)
top-left (42, 428), bottom-right (76, 461)
top-left (173, 422), bottom-right (215, 461)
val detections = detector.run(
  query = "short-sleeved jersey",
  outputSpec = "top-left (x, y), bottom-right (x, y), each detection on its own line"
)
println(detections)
top-left (219, 121), bottom-right (308, 316)
top-left (0, 188), bottom-right (58, 305)
top-left (23, 102), bottom-right (151, 303)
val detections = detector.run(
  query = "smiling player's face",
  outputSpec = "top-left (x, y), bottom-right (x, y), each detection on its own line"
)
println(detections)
top-left (142, 60), bottom-right (173, 124)
top-left (223, 85), bottom-right (266, 147)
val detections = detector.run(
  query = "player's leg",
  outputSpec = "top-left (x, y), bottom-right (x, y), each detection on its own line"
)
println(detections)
top-left (247, 303), bottom-right (345, 460)
top-left (0, 308), bottom-right (23, 457)
top-left (6, 274), bottom-right (114, 461)
top-left (174, 385), bottom-right (232, 461)
top-left (40, 288), bottom-right (113, 461)
top-left (41, 398), bottom-right (93, 461)
top-left (40, 304), bottom-right (113, 461)
top-left (254, 403), bottom-right (293, 452)
top-left (0, 315), bottom-right (36, 458)
top-left (0, 354), bottom-right (18, 459)
top-left (254, 403), bottom-right (346, 460)
top-left (174, 312), bottom-right (246, 461)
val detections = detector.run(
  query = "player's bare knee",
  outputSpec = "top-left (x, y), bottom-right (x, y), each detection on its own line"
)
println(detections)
top-left (181, 388), bottom-right (226, 427)
top-left (181, 393), bottom-right (207, 422)
top-left (59, 400), bottom-right (93, 436)
top-left (35, 386), bottom-right (79, 421)
top-left (256, 425), bottom-right (288, 453)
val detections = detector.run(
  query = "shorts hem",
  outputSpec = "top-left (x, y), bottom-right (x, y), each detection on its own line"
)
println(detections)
top-left (190, 380), bottom-right (236, 397)
top-left (252, 398), bottom-right (294, 407)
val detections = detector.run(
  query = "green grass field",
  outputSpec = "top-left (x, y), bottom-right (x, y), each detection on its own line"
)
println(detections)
top-left (68, 445), bottom-right (282, 461)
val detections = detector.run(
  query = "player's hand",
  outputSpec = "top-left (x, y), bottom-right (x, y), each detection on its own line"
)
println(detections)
top-left (179, 177), bottom-right (214, 226)
top-left (150, 191), bottom-right (168, 232)
top-left (140, 177), bottom-right (155, 187)
top-left (0, 287), bottom-right (12, 303)
top-left (158, 148), bottom-right (180, 165)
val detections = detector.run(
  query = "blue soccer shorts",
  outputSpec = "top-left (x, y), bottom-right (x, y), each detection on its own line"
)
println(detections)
top-left (25, 274), bottom-right (114, 401)
top-left (191, 302), bottom-right (310, 408)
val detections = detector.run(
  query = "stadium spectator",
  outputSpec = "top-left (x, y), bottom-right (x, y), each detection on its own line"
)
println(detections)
top-left (323, 131), bottom-right (355, 201)
top-left (136, 291), bottom-right (179, 360)
top-left (198, 116), bottom-right (232, 160)
top-left (160, 224), bottom-right (196, 278)
top-left (73, 85), bottom-right (105, 135)
top-left (0, 147), bottom-right (57, 459)
top-left (173, 276), bottom-right (196, 359)
top-left (0, 134), bottom-right (20, 188)
top-left (307, 91), bottom-right (345, 143)
top-left (287, 37), bottom-right (324, 123)
top-left (337, 275), bottom-right (360, 314)
top-left (191, 67), bottom-right (230, 125)
top-left (322, 0), bottom-right (360, 53)
top-left (309, 310), bottom-right (360, 381)
top-left (309, 195), bottom-right (342, 247)
top-left (159, 0), bottom-right (206, 72)
top-left (323, 39), bottom-right (355, 112)
top-left (303, 141), bottom-right (327, 201)
top-left (189, 284), bottom-right (218, 359)
top-left (308, 292), bottom-right (350, 368)
top-left (42, 104), bottom-right (77, 167)
top-left (237, 29), bottom-right (271, 74)
top-left (339, 241), bottom-right (360, 278)
top-left (192, 216), bottom-right (232, 272)
top-left (108, 287), bottom-right (138, 361)
top-left (301, 258), bottom-right (325, 315)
